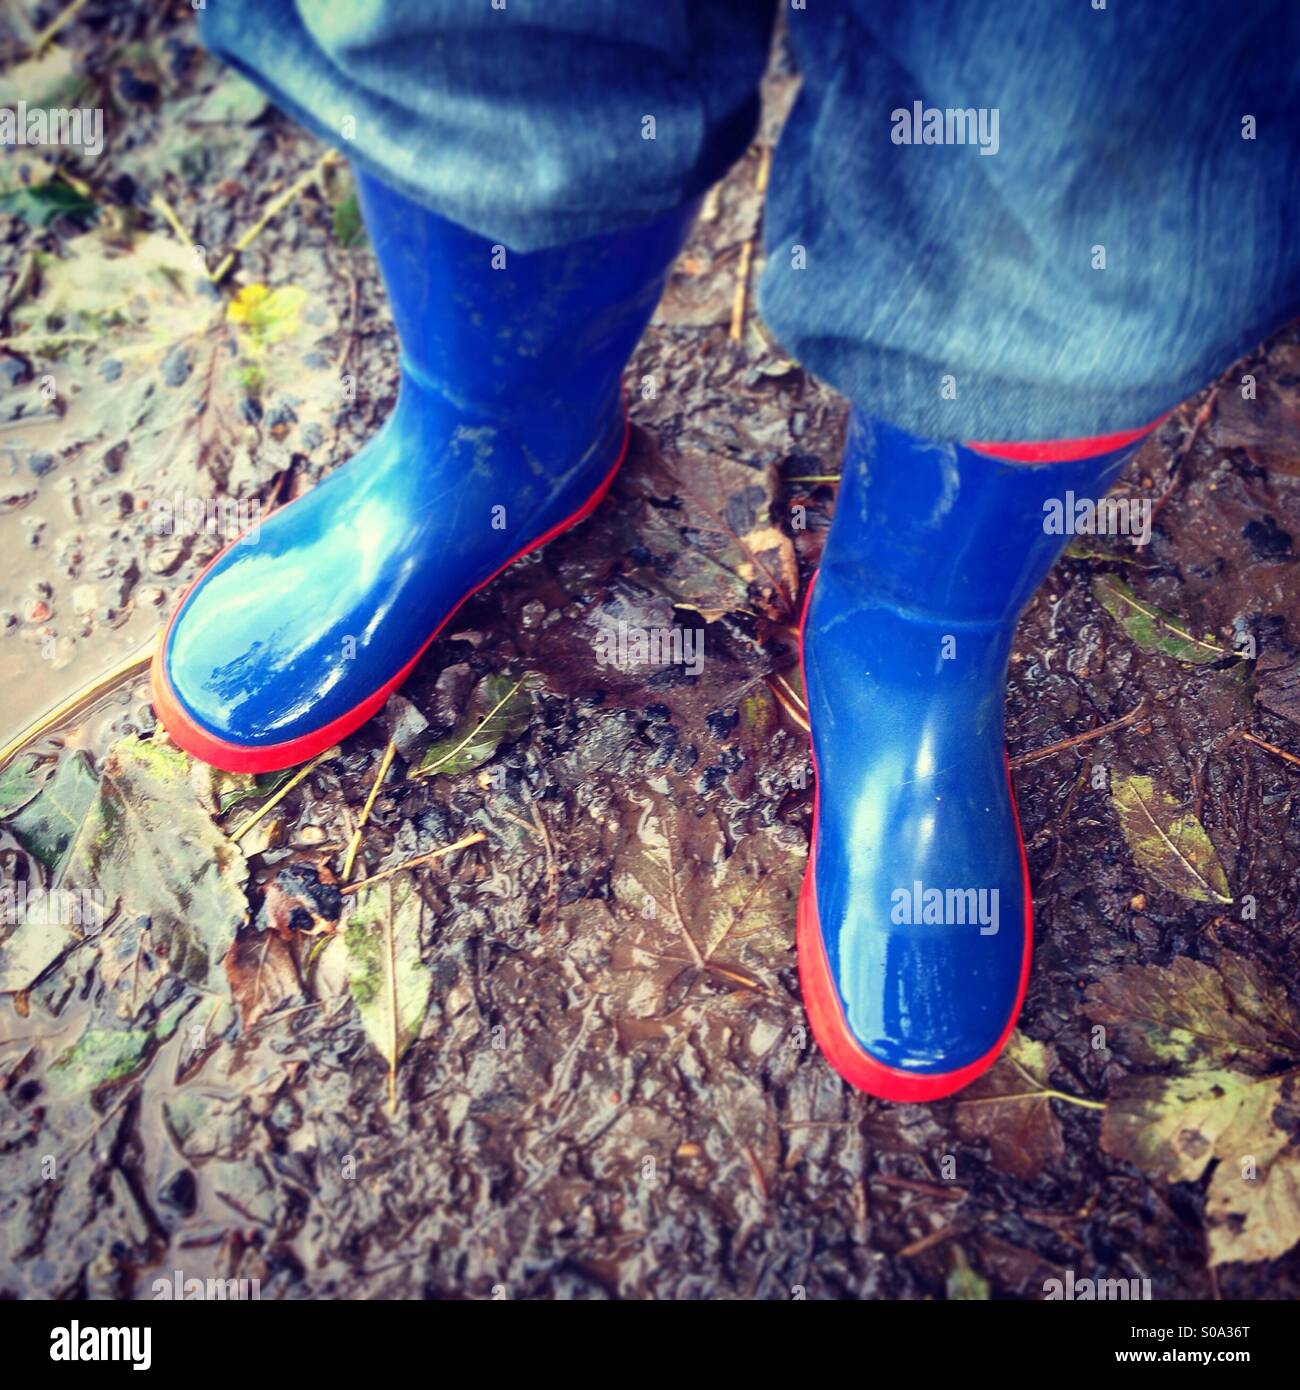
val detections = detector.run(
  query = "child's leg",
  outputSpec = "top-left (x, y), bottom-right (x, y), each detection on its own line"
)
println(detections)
top-left (763, 1), bottom-right (1300, 1095)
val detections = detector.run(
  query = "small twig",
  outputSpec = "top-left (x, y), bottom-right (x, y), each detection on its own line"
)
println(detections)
top-left (340, 831), bottom-right (487, 895)
top-left (149, 192), bottom-right (211, 278)
top-left (30, 0), bottom-right (90, 56)
top-left (340, 737), bottom-right (396, 882)
top-left (211, 150), bottom-right (341, 285)
top-left (870, 1173), bottom-right (967, 1202)
top-left (1238, 729), bottom-right (1300, 771)
top-left (768, 674), bottom-right (810, 733)
top-left (728, 238), bottom-right (754, 342)
top-left (1009, 700), bottom-right (1148, 768)
top-left (899, 1224), bottom-right (961, 1259)
top-left (229, 747), bottom-right (339, 844)
top-left (727, 145), bottom-right (772, 341)
top-left (1150, 389), bottom-right (1217, 526)
top-left (954, 1088), bottom-right (1106, 1112)
top-left (786, 474), bottom-right (842, 485)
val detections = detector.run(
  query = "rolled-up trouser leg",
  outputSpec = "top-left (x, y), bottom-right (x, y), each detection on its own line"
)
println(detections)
top-left (760, 0), bottom-right (1300, 441)
top-left (199, 0), bottom-right (777, 252)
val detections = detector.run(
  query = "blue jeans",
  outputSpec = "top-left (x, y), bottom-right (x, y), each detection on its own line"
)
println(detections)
top-left (201, 0), bottom-right (1300, 440)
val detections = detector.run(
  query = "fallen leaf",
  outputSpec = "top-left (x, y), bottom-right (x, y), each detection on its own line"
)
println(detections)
top-left (47, 1026), bottom-right (153, 1097)
top-left (1092, 575), bottom-right (1228, 665)
top-left (622, 437), bottom-right (797, 622)
top-left (0, 178), bottom-right (97, 228)
top-left (1086, 958), bottom-right (1300, 1265)
top-left (7, 750), bottom-right (98, 872)
top-left (64, 737), bottom-right (249, 997)
top-left (609, 796), bottom-right (800, 1010)
top-left (344, 877), bottom-right (432, 1106)
top-left (9, 224), bottom-right (335, 492)
top-left (226, 928), bottom-right (303, 1030)
top-left (0, 754), bottom-right (50, 818)
top-left (0, 912), bottom-right (71, 994)
top-left (410, 672), bottom-right (532, 779)
top-left (1086, 955), bottom-right (1300, 1072)
top-left (1111, 773), bottom-right (1232, 904)
top-left (953, 1032), bottom-right (1068, 1180)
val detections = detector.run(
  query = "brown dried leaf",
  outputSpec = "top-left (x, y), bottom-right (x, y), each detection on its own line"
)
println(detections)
top-left (953, 1032), bottom-right (1067, 1180)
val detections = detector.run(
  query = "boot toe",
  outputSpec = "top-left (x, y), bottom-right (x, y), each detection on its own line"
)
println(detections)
top-left (798, 799), bottom-right (1031, 1101)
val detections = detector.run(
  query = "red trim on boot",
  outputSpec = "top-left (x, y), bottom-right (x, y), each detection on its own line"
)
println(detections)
top-left (966, 411), bottom-right (1169, 463)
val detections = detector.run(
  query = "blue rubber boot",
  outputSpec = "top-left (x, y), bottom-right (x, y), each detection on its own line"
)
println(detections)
top-left (153, 173), bottom-right (697, 771)
top-left (798, 409), bottom-right (1161, 1100)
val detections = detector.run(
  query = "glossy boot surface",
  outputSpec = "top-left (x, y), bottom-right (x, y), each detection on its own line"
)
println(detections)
top-left (799, 411), bottom-right (1150, 1100)
top-left (153, 175), bottom-right (697, 771)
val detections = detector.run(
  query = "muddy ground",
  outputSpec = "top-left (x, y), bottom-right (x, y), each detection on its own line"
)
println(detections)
top-left (2, 4), bottom-right (1300, 1301)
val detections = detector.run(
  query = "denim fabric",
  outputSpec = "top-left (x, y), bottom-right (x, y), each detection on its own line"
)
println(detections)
top-left (198, 1), bottom-right (773, 250)
top-left (202, 0), bottom-right (1300, 440)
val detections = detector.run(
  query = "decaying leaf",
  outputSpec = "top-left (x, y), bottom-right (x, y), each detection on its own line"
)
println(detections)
top-left (410, 672), bottom-right (532, 779)
top-left (47, 1026), bottom-right (153, 1097)
top-left (1086, 955), bottom-right (1299, 1073)
top-left (226, 928), bottom-right (303, 1031)
top-left (608, 795), bottom-right (801, 1012)
top-left (7, 750), bottom-right (98, 872)
top-left (9, 223), bottom-right (335, 492)
top-left (622, 438), bottom-right (798, 622)
top-left (953, 1032), bottom-right (1068, 1180)
top-left (1111, 773), bottom-right (1232, 904)
top-left (344, 877), bottom-right (432, 1106)
top-left (64, 737), bottom-right (249, 997)
top-left (1092, 574), bottom-right (1228, 665)
top-left (1086, 958), bottom-right (1300, 1265)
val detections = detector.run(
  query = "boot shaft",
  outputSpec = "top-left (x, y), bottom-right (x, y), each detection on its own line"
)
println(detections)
top-left (825, 411), bottom-right (1146, 625)
top-left (355, 172), bottom-right (699, 421)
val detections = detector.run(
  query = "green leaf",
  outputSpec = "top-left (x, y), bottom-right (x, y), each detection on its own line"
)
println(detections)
top-left (1092, 574), bottom-right (1228, 664)
top-left (64, 737), bottom-right (249, 997)
top-left (47, 1026), bottom-right (153, 1096)
top-left (333, 192), bottom-right (365, 248)
top-left (410, 672), bottom-right (532, 779)
top-left (8, 750), bottom-right (98, 872)
top-left (0, 179), bottom-right (97, 227)
top-left (0, 755), bottom-right (50, 818)
top-left (946, 1248), bottom-right (991, 1301)
top-left (1111, 773), bottom-right (1232, 904)
top-left (345, 877), bottom-right (432, 1107)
